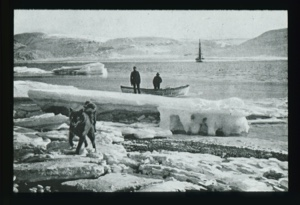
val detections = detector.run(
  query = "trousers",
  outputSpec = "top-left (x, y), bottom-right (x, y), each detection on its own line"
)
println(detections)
top-left (133, 83), bottom-right (141, 94)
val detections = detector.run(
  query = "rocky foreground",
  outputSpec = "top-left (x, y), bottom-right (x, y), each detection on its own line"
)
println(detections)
top-left (13, 103), bottom-right (288, 192)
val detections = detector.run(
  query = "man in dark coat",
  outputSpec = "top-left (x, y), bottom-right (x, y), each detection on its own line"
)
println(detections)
top-left (153, 72), bottom-right (162, 89)
top-left (130, 66), bottom-right (141, 94)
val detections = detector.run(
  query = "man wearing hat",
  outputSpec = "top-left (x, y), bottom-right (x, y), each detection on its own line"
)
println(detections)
top-left (153, 72), bottom-right (162, 90)
top-left (130, 66), bottom-right (141, 94)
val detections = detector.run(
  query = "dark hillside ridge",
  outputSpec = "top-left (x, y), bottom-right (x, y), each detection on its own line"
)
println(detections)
top-left (14, 28), bottom-right (287, 61)
top-left (217, 28), bottom-right (287, 57)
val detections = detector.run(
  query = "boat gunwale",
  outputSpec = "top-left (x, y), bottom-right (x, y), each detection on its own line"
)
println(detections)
top-left (120, 84), bottom-right (189, 92)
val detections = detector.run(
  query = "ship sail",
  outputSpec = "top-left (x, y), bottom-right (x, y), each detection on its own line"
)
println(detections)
top-left (195, 39), bottom-right (203, 62)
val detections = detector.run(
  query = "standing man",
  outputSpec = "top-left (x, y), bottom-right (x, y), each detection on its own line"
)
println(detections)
top-left (130, 66), bottom-right (141, 94)
top-left (153, 72), bottom-right (162, 89)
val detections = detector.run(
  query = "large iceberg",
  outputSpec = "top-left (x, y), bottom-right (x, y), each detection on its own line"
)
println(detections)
top-left (52, 62), bottom-right (108, 77)
top-left (28, 89), bottom-right (250, 136)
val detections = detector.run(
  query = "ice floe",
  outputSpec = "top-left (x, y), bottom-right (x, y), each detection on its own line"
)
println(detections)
top-left (14, 80), bottom-right (78, 98)
top-left (52, 62), bottom-right (108, 77)
top-left (14, 66), bottom-right (52, 74)
top-left (28, 89), bottom-right (251, 136)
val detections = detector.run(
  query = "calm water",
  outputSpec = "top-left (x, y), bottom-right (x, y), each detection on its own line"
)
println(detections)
top-left (14, 60), bottom-right (288, 143)
top-left (15, 60), bottom-right (288, 101)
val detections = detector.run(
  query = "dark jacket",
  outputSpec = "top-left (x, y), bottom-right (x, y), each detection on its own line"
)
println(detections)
top-left (130, 70), bottom-right (141, 84)
top-left (153, 76), bottom-right (162, 86)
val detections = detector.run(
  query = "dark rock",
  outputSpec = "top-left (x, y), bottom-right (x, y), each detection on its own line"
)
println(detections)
top-left (122, 137), bottom-right (287, 161)
top-left (263, 169), bottom-right (284, 180)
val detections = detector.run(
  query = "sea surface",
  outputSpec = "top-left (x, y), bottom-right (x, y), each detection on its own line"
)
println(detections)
top-left (14, 60), bottom-right (288, 144)
top-left (14, 60), bottom-right (287, 100)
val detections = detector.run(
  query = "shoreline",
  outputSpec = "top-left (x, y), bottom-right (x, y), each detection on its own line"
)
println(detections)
top-left (14, 56), bottom-right (288, 64)
top-left (14, 96), bottom-right (288, 158)
top-left (12, 81), bottom-right (288, 192)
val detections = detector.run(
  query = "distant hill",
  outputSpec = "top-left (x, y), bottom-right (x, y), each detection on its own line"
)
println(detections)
top-left (14, 28), bottom-right (287, 61)
top-left (14, 32), bottom-right (111, 61)
top-left (216, 28), bottom-right (287, 57)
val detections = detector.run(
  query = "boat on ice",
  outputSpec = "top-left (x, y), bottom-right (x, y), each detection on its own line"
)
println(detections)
top-left (195, 39), bottom-right (204, 63)
top-left (120, 85), bottom-right (189, 97)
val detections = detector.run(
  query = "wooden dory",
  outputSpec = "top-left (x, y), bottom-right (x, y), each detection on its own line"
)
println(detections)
top-left (120, 85), bottom-right (189, 97)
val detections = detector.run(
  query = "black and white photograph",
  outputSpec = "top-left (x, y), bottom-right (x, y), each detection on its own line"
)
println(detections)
top-left (12, 10), bottom-right (288, 192)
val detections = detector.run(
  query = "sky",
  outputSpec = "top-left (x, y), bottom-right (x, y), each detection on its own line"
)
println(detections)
top-left (14, 10), bottom-right (287, 41)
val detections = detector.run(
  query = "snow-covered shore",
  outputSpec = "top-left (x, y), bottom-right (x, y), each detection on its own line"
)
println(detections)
top-left (13, 116), bottom-right (288, 192)
top-left (13, 80), bottom-right (288, 192)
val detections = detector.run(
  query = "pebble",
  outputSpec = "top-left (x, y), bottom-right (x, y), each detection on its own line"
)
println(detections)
top-left (79, 148), bottom-right (88, 156)
top-left (20, 153), bottom-right (35, 161)
top-left (14, 183), bottom-right (19, 188)
top-left (37, 189), bottom-right (44, 193)
top-left (37, 184), bottom-right (43, 189)
top-left (13, 176), bottom-right (16, 181)
top-left (165, 177), bottom-right (176, 181)
top-left (279, 178), bottom-right (288, 189)
top-left (29, 188), bottom-right (37, 193)
top-left (45, 186), bottom-right (51, 190)
top-left (273, 186), bottom-right (285, 192)
top-left (46, 154), bottom-right (54, 159)
top-left (13, 187), bottom-right (19, 193)
top-left (221, 153), bottom-right (227, 158)
top-left (87, 152), bottom-right (102, 158)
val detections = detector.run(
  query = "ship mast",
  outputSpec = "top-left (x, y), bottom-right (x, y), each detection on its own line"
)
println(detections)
top-left (195, 39), bottom-right (203, 62)
top-left (198, 40), bottom-right (202, 59)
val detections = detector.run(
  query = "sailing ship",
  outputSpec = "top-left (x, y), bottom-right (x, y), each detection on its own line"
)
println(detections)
top-left (195, 39), bottom-right (204, 62)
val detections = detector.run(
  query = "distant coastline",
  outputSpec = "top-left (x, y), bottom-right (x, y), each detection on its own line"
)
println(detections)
top-left (14, 56), bottom-right (288, 64)
top-left (14, 28), bottom-right (287, 62)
